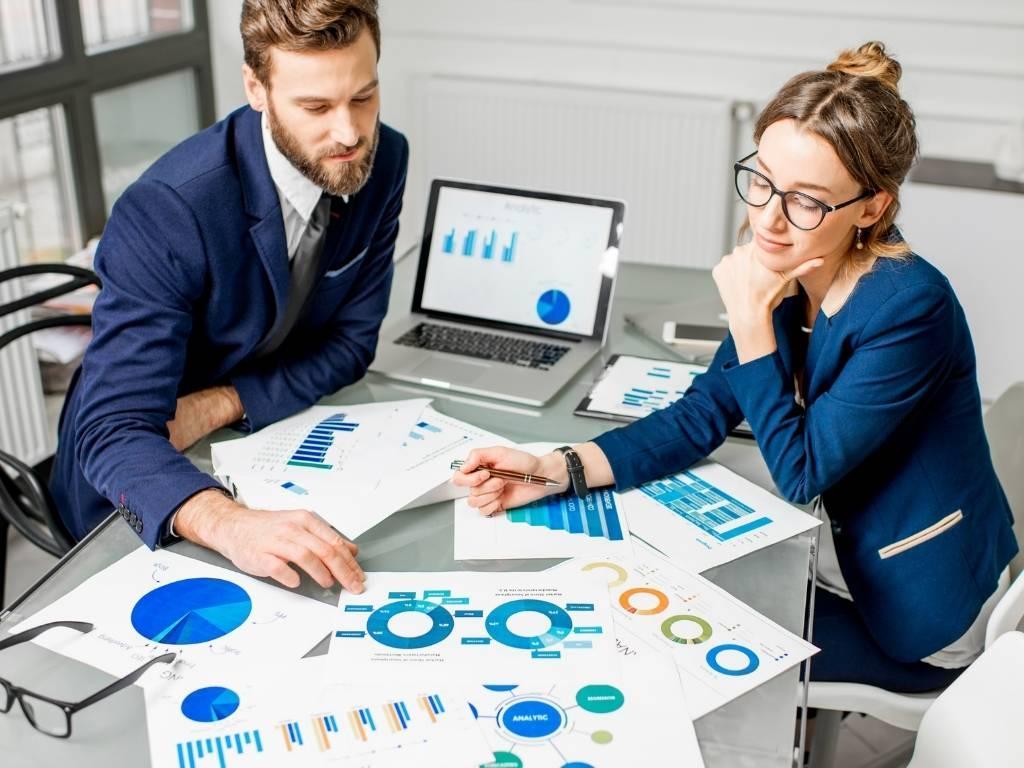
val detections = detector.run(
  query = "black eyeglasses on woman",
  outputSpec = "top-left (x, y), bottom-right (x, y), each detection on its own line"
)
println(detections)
top-left (734, 151), bottom-right (875, 231)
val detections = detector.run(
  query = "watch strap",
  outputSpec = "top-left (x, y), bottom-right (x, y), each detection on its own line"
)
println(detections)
top-left (556, 446), bottom-right (588, 499)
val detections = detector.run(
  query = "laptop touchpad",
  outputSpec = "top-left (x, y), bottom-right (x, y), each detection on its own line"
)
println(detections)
top-left (411, 357), bottom-right (490, 384)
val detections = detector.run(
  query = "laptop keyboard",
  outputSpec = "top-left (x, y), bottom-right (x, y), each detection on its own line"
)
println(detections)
top-left (394, 323), bottom-right (571, 370)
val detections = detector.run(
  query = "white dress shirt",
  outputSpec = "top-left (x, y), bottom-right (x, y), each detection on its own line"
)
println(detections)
top-left (261, 110), bottom-right (348, 257)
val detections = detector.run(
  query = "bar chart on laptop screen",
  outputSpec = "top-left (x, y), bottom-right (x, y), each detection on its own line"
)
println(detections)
top-left (422, 186), bottom-right (613, 336)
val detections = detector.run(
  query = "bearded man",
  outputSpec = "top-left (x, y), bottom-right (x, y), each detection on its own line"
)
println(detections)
top-left (50, 1), bottom-right (406, 594)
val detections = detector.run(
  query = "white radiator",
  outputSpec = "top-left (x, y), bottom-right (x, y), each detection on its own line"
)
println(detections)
top-left (0, 203), bottom-right (52, 466)
top-left (412, 76), bottom-right (739, 268)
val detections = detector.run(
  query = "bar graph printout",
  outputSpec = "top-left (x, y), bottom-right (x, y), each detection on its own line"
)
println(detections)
top-left (144, 656), bottom-right (490, 768)
top-left (216, 403), bottom-right (512, 540)
top-left (621, 461), bottom-right (820, 573)
top-left (582, 354), bottom-right (708, 418)
top-left (211, 400), bottom-right (429, 498)
top-left (330, 572), bottom-right (619, 680)
top-left (550, 541), bottom-right (818, 719)
top-left (454, 442), bottom-right (633, 560)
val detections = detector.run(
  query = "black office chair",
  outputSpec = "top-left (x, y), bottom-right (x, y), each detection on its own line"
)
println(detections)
top-left (0, 264), bottom-right (101, 607)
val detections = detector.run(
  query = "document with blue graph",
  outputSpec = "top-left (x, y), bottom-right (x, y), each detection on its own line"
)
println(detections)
top-left (144, 656), bottom-right (490, 768)
top-left (212, 400), bottom-right (428, 493)
top-left (454, 442), bottom-right (634, 560)
top-left (329, 571), bottom-right (619, 680)
top-left (212, 400), bottom-right (511, 538)
top-left (621, 460), bottom-right (820, 573)
top-left (11, 546), bottom-right (336, 683)
top-left (577, 354), bottom-right (708, 420)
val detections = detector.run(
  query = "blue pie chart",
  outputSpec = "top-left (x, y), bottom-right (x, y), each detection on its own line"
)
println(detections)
top-left (130, 578), bottom-right (252, 645)
top-left (181, 686), bottom-right (240, 722)
top-left (537, 289), bottom-right (571, 325)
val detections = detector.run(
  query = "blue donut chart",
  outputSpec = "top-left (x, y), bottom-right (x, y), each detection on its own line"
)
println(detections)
top-left (705, 643), bottom-right (760, 676)
top-left (536, 289), bottom-right (571, 325)
top-left (485, 599), bottom-right (573, 649)
top-left (366, 599), bottom-right (455, 649)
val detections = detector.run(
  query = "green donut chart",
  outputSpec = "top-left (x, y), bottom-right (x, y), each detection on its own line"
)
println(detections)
top-left (660, 614), bottom-right (713, 645)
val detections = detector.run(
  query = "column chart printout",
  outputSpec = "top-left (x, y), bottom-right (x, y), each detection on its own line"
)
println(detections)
top-left (455, 488), bottom-right (634, 561)
top-left (621, 461), bottom-right (820, 573)
top-left (144, 656), bottom-right (490, 768)
top-left (212, 400), bottom-right (428, 499)
top-left (330, 572), bottom-right (618, 680)
top-left (455, 440), bottom-right (633, 560)
top-left (551, 542), bottom-right (818, 719)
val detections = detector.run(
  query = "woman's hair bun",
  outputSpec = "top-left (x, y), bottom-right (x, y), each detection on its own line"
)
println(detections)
top-left (826, 41), bottom-right (902, 92)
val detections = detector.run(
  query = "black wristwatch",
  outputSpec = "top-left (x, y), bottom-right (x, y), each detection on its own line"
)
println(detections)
top-left (556, 446), bottom-right (589, 499)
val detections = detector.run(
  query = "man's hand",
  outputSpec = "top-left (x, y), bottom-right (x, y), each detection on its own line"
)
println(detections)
top-left (167, 385), bottom-right (245, 452)
top-left (174, 489), bottom-right (365, 593)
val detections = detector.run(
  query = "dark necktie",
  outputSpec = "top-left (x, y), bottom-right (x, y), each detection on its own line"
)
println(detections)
top-left (253, 194), bottom-right (332, 359)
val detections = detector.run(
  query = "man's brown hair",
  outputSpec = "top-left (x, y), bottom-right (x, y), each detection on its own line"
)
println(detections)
top-left (241, 0), bottom-right (381, 85)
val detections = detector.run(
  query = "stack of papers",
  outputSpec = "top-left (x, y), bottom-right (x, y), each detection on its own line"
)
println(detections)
top-left (212, 399), bottom-right (511, 539)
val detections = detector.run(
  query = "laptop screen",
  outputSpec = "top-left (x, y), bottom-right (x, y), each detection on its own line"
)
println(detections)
top-left (412, 180), bottom-right (624, 341)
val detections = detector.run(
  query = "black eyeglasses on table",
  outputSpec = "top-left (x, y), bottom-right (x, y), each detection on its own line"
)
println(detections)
top-left (0, 620), bottom-right (176, 738)
top-left (734, 150), bottom-right (876, 231)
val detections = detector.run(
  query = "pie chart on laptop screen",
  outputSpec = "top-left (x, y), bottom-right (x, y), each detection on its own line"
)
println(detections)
top-left (537, 289), bottom-right (571, 325)
top-left (130, 577), bottom-right (252, 644)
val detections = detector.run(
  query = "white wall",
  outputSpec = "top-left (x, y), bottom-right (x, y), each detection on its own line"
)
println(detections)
top-left (207, 1), bottom-right (1024, 398)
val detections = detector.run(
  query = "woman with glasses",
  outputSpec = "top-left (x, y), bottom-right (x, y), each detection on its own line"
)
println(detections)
top-left (454, 41), bottom-right (1017, 692)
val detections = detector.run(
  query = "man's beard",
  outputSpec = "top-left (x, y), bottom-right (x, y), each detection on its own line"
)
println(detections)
top-left (267, 106), bottom-right (379, 197)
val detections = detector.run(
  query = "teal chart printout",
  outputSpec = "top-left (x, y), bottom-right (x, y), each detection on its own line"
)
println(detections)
top-left (621, 460), bottom-right (820, 573)
top-left (330, 572), bottom-right (619, 680)
top-left (144, 656), bottom-right (491, 768)
top-left (12, 546), bottom-right (336, 685)
top-left (470, 627), bottom-right (704, 768)
top-left (454, 488), bottom-right (634, 561)
top-left (454, 441), bottom-right (634, 561)
top-left (552, 542), bottom-right (818, 719)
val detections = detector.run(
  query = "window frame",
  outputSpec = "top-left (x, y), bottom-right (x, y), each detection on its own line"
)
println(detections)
top-left (0, 0), bottom-right (214, 244)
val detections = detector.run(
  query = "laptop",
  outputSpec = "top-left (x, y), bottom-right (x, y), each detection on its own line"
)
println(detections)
top-left (370, 179), bottom-right (625, 406)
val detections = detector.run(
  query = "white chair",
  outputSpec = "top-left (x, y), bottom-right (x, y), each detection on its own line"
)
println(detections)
top-left (806, 382), bottom-right (1024, 767)
top-left (906, 631), bottom-right (1024, 767)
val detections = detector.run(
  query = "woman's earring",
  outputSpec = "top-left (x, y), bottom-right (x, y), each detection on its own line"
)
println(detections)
top-left (855, 227), bottom-right (864, 250)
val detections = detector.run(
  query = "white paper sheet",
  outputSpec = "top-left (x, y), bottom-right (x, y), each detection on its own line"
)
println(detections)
top-left (453, 441), bottom-right (634, 561)
top-left (454, 488), bottom-right (635, 561)
top-left (583, 354), bottom-right (708, 418)
top-left (330, 571), bottom-right (618, 679)
top-left (550, 542), bottom-right (818, 719)
top-left (12, 547), bottom-right (336, 685)
top-left (212, 400), bottom-right (430, 500)
top-left (144, 656), bottom-right (491, 768)
top-left (622, 461), bottom-right (821, 573)
top-left (214, 402), bottom-right (512, 540)
top-left (468, 623), bottom-right (705, 768)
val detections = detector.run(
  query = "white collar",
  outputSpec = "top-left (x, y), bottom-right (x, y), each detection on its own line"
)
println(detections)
top-left (261, 111), bottom-right (348, 221)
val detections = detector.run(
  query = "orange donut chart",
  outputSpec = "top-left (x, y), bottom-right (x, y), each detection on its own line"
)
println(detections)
top-left (582, 561), bottom-right (628, 587)
top-left (618, 587), bottom-right (670, 615)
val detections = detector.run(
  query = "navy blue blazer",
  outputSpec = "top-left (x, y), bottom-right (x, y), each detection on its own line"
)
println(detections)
top-left (51, 106), bottom-right (409, 548)
top-left (594, 251), bottom-right (1018, 661)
